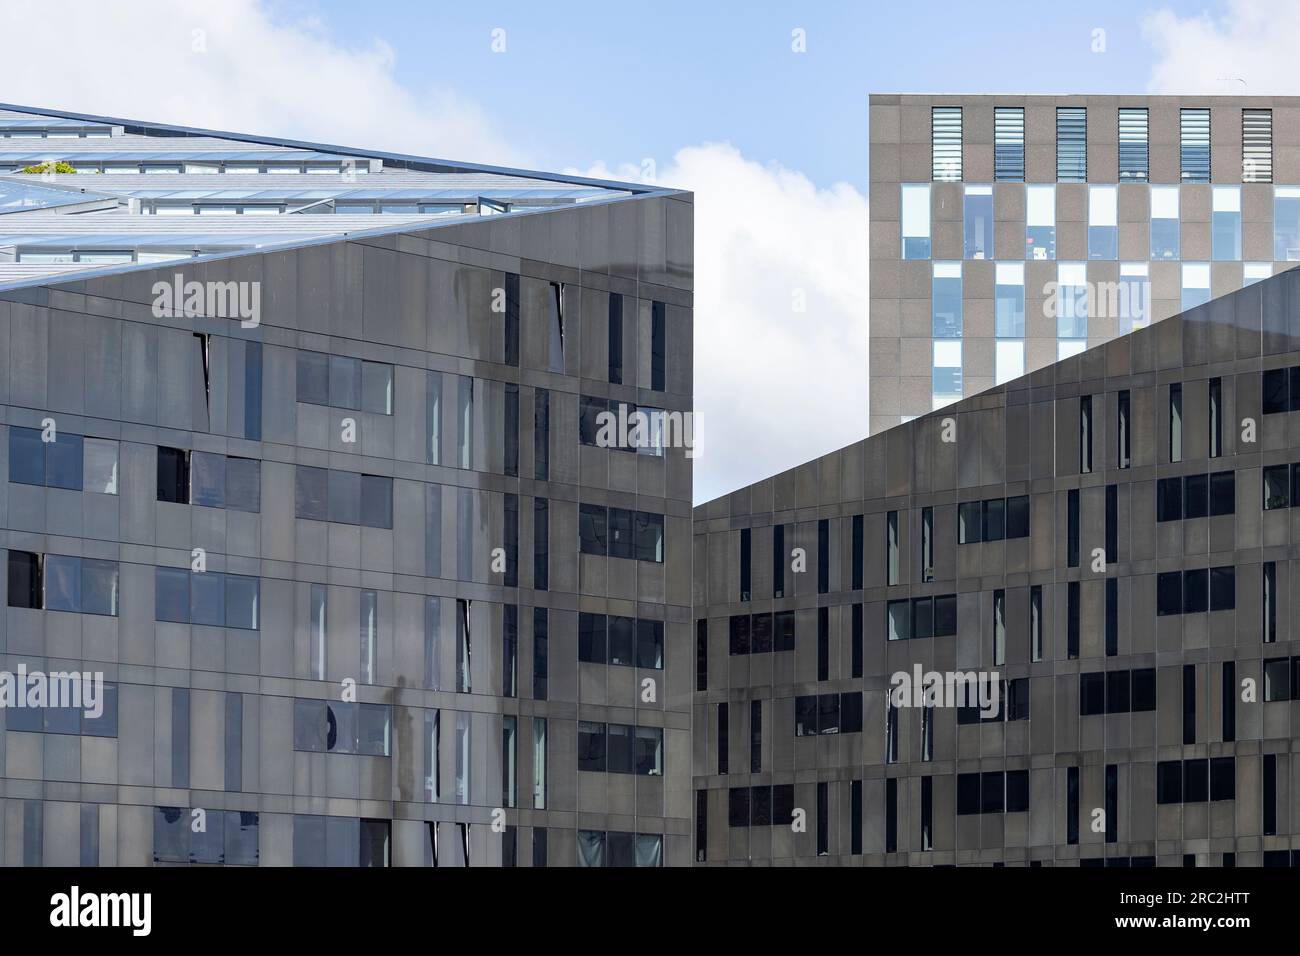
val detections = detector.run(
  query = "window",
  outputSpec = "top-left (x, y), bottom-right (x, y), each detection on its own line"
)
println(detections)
top-left (504, 385), bottom-right (519, 478)
top-left (1079, 394), bottom-right (1093, 473)
top-left (902, 184), bottom-right (931, 259)
top-left (292, 699), bottom-right (391, 755)
top-left (1118, 263), bottom-right (1150, 334)
top-left (1088, 187), bottom-right (1117, 259)
top-left (1030, 585), bottom-right (1043, 662)
top-left (296, 351), bottom-right (393, 415)
top-left (817, 518), bottom-right (829, 594)
top-left (932, 341), bottom-right (962, 409)
top-left (1180, 108), bottom-right (1210, 183)
top-left (995, 262), bottom-right (1025, 337)
top-left (1212, 187), bottom-right (1241, 260)
top-left (1264, 561), bottom-right (1278, 643)
top-left (932, 262), bottom-right (962, 337)
top-left (739, 528), bottom-right (751, 601)
top-left (773, 524), bottom-right (786, 598)
top-left (1118, 107), bottom-right (1149, 181)
top-left (992, 590), bottom-right (1006, 666)
top-left (1169, 383), bottom-right (1183, 463)
top-left (155, 569), bottom-right (259, 629)
top-left (1245, 262), bottom-right (1272, 285)
top-left (1243, 109), bottom-right (1272, 183)
top-left (504, 273), bottom-right (519, 367)
top-left (607, 293), bottom-right (623, 383)
top-left (718, 703), bottom-right (730, 772)
top-left (1025, 185), bottom-right (1055, 260)
top-left (1277, 187), bottom-right (1300, 260)
top-left (750, 700), bottom-right (761, 773)
top-left (1067, 581), bottom-right (1080, 659)
top-left (1181, 262), bottom-right (1210, 311)
top-left (1056, 107), bottom-right (1086, 182)
top-left (7, 550), bottom-right (40, 609)
top-left (1222, 661), bottom-right (1235, 743)
top-left (83, 437), bottom-right (119, 494)
top-left (1150, 185), bottom-right (1180, 260)
top-left (1067, 489), bottom-right (1079, 568)
top-left (931, 106), bottom-right (961, 181)
top-left (919, 508), bottom-right (933, 582)
top-left (650, 300), bottom-right (666, 392)
top-left (548, 282), bottom-right (565, 373)
top-left (964, 186), bottom-right (992, 260)
top-left (1264, 657), bottom-right (1291, 701)
top-left (817, 608), bottom-right (829, 681)
top-left (1057, 262), bottom-right (1088, 341)
top-left (1208, 377), bottom-right (1222, 458)
top-left (886, 510), bottom-right (899, 585)
top-left (533, 498), bottom-right (549, 590)
top-left (994, 107), bottom-right (1024, 181)
top-left (534, 387), bottom-right (549, 480)
top-left (696, 620), bottom-right (708, 692)
top-left (294, 466), bottom-right (391, 529)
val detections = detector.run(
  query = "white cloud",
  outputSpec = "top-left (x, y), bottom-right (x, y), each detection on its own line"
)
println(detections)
top-left (1144, 0), bottom-right (1300, 94)
top-left (0, 0), bottom-right (521, 164)
top-left (577, 146), bottom-right (869, 504)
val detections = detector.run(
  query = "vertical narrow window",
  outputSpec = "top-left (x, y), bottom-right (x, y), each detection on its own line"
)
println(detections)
top-left (816, 782), bottom-right (829, 856)
top-left (695, 790), bottom-right (708, 863)
top-left (503, 493), bottom-right (518, 588)
top-left (1067, 489), bottom-right (1080, 568)
top-left (885, 700), bottom-right (899, 764)
top-left (503, 384), bottom-right (519, 478)
top-left (172, 688), bottom-right (190, 788)
top-left (1067, 766), bottom-right (1080, 845)
top-left (456, 599), bottom-right (471, 693)
top-left (1067, 581), bottom-right (1080, 660)
top-left (1105, 484), bottom-right (1117, 565)
top-left (1212, 188), bottom-right (1242, 261)
top-left (992, 590), bottom-right (1006, 666)
top-left (817, 607), bottom-right (829, 681)
top-left (932, 261), bottom-right (962, 338)
top-left (454, 713), bottom-right (470, 805)
top-left (773, 524), bottom-right (785, 598)
top-left (1276, 187), bottom-right (1300, 260)
top-left (1105, 578), bottom-right (1118, 657)
top-left (533, 498), bottom-right (549, 591)
top-left (886, 511), bottom-right (899, 586)
top-left (1030, 585), bottom-right (1043, 663)
top-left (1056, 107), bottom-right (1087, 182)
top-left (501, 716), bottom-right (518, 808)
top-left (531, 608), bottom-right (548, 700)
top-left (425, 484), bottom-right (442, 579)
top-left (920, 508), bottom-right (933, 583)
top-left (1183, 664), bottom-right (1196, 745)
top-left (533, 387), bottom-right (549, 480)
top-left (1182, 262), bottom-right (1211, 310)
top-left (1208, 377), bottom-right (1222, 458)
top-left (964, 186), bottom-right (993, 260)
top-left (457, 375), bottom-right (474, 469)
top-left (739, 528), bottom-right (751, 602)
top-left (901, 184), bottom-right (931, 259)
top-left (192, 332), bottom-right (211, 430)
top-left (80, 805), bottom-right (99, 868)
top-left (696, 619), bottom-right (708, 692)
top-left (427, 372), bottom-right (442, 465)
top-left (921, 776), bottom-right (933, 850)
top-left (426, 710), bottom-right (441, 802)
top-left (1222, 661), bottom-right (1235, 743)
top-left (1180, 108), bottom-right (1210, 183)
top-left (1088, 186), bottom-right (1118, 260)
top-left (1264, 561), bottom-right (1277, 643)
top-left (851, 604), bottom-right (863, 679)
top-left (1243, 108), bottom-right (1273, 183)
top-left (309, 583), bottom-right (326, 681)
top-left (504, 273), bottom-right (520, 367)
top-left (650, 300), bottom-right (666, 392)
top-left (994, 106), bottom-right (1025, 181)
top-left (931, 106), bottom-right (962, 180)
top-left (1169, 384), bottom-right (1183, 463)
top-left (717, 703), bottom-right (729, 775)
top-left (995, 261), bottom-right (1026, 338)
top-left (359, 589), bottom-right (378, 685)
top-left (1105, 765), bottom-right (1118, 844)
top-left (817, 519), bottom-right (829, 594)
top-left (850, 779), bottom-right (863, 854)
top-left (532, 717), bottom-right (547, 809)
top-left (244, 341), bottom-right (262, 441)
top-left (424, 597), bottom-right (441, 690)
top-left (1151, 185), bottom-right (1180, 259)
top-left (1264, 754), bottom-right (1277, 836)
top-left (750, 700), bottom-right (762, 773)
top-left (547, 282), bottom-right (565, 373)
top-left (607, 292), bottom-right (623, 384)
top-left (1079, 395), bottom-right (1093, 473)
top-left (502, 605), bottom-right (518, 699)
top-left (1118, 390), bottom-right (1131, 468)
top-left (921, 704), bottom-right (933, 761)
top-left (1026, 185), bottom-right (1056, 260)
top-left (885, 778), bottom-right (898, 853)
top-left (1118, 107), bottom-right (1149, 181)
top-left (851, 514), bottom-right (864, 590)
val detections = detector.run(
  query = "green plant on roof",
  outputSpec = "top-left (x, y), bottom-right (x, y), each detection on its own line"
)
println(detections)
top-left (20, 161), bottom-right (78, 174)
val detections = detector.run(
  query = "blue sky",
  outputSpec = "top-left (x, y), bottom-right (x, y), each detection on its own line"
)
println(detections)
top-left (275, 0), bottom-right (1220, 188)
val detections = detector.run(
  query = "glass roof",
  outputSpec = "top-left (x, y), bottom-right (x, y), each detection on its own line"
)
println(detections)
top-left (0, 178), bottom-right (113, 214)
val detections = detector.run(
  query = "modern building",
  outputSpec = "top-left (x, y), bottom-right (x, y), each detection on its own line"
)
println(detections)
top-left (868, 94), bottom-right (1300, 435)
top-left (694, 262), bottom-right (1300, 865)
top-left (0, 104), bottom-right (694, 866)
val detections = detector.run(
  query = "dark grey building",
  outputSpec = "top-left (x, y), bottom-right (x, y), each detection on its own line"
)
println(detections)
top-left (0, 105), bottom-right (694, 866)
top-left (695, 266), bottom-right (1300, 866)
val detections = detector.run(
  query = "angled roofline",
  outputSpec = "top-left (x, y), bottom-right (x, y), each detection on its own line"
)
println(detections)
top-left (0, 102), bottom-right (664, 195)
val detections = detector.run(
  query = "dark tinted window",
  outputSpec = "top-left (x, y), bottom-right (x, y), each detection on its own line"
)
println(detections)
top-left (1157, 572), bottom-right (1183, 615)
top-left (1183, 474), bottom-right (1209, 519)
top-left (1156, 477), bottom-right (1182, 522)
top-left (1105, 670), bottom-right (1130, 713)
top-left (1264, 367), bottom-right (1289, 414)
top-left (360, 475), bottom-right (393, 529)
top-left (157, 446), bottom-right (189, 504)
top-left (296, 351), bottom-right (329, 404)
top-left (45, 433), bottom-right (82, 490)
top-left (7, 550), bottom-right (40, 609)
top-left (579, 613), bottom-right (606, 664)
top-left (1210, 566), bottom-right (1235, 611)
top-left (1183, 568), bottom-right (1208, 613)
top-left (1209, 471), bottom-right (1234, 516)
top-left (1006, 770), bottom-right (1029, 812)
top-left (1006, 495), bottom-right (1030, 538)
top-left (982, 498), bottom-right (1005, 542)
top-left (1157, 761), bottom-right (1182, 804)
top-left (578, 504), bottom-right (607, 555)
top-left (1183, 759), bottom-right (1209, 802)
top-left (8, 426), bottom-right (44, 486)
top-left (1131, 668), bottom-right (1157, 711)
top-left (1080, 672), bottom-right (1105, 715)
top-left (1210, 757), bottom-right (1235, 801)
top-left (295, 466), bottom-right (328, 520)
